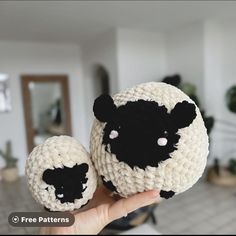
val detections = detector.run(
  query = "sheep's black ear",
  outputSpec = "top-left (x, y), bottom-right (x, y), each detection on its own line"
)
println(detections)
top-left (170, 101), bottom-right (196, 129)
top-left (42, 169), bottom-right (57, 185)
top-left (93, 94), bottom-right (117, 122)
top-left (77, 163), bottom-right (89, 174)
top-left (160, 190), bottom-right (175, 199)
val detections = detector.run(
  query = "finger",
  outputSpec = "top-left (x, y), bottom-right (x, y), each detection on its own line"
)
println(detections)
top-left (39, 227), bottom-right (50, 235)
top-left (108, 189), bottom-right (160, 223)
top-left (77, 186), bottom-right (115, 212)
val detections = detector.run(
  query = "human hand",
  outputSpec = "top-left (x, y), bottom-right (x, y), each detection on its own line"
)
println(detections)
top-left (40, 186), bottom-right (160, 235)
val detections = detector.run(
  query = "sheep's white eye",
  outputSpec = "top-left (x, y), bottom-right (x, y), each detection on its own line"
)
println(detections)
top-left (57, 194), bottom-right (64, 198)
top-left (109, 130), bottom-right (119, 139)
top-left (157, 137), bottom-right (168, 146)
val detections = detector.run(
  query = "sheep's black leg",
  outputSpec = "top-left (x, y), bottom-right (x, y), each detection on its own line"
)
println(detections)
top-left (160, 190), bottom-right (175, 199)
top-left (80, 200), bottom-right (90, 209)
top-left (44, 207), bottom-right (52, 212)
top-left (101, 176), bottom-right (118, 193)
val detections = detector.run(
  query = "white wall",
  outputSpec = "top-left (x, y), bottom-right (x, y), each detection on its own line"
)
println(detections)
top-left (203, 21), bottom-right (224, 162)
top-left (81, 30), bottom-right (119, 135)
top-left (117, 29), bottom-right (167, 90)
top-left (0, 41), bottom-right (86, 175)
top-left (212, 20), bottom-right (236, 162)
top-left (166, 22), bottom-right (205, 100)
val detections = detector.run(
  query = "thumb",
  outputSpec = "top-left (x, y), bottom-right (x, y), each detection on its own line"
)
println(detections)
top-left (107, 189), bottom-right (160, 223)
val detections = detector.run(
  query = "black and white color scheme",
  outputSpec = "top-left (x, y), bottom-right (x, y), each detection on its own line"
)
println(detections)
top-left (90, 82), bottom-right (209, 199)
top-left (26, 136), bottom-right (97, 212)
top-left (94, 96), bottom-right (196, 170)
top-left (42, 163), bottom-right (89, 204)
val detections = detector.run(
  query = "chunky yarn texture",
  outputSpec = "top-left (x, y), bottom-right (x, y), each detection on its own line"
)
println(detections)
top-left (90, 82), bottom-right (208, 197)
top-left (26, 136), bottom-right (97, 211)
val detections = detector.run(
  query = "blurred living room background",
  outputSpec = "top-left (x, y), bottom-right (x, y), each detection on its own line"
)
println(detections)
top-left (0, 1), bottom-right (236, 235)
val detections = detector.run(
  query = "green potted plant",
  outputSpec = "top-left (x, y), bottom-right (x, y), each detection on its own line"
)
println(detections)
top-left (0, 141), bottom-right (19, 182)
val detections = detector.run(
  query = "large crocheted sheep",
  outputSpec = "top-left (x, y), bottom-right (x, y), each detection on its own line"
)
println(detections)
top-left (90, 82), bottom-right (208, 199)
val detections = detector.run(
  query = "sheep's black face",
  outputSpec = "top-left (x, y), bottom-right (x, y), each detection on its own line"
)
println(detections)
top-left (42, 163), bottom-right (88, 203)
top-left (93, 95), bottom-right (196, 169)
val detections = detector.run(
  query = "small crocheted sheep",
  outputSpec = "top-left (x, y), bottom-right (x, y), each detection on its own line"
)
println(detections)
top-left (90, 82), bottom-right (208, 199)
top-left (25, 136), bottom-right (97, 212)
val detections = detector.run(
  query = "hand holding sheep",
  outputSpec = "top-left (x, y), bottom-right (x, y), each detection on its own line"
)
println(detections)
top-left (26, 82), bottom-right (208, 234)
top-left (40, 186), bottom-right (160, 235)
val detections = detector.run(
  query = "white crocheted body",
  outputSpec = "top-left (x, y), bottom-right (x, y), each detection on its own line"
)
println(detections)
top-left (26, 136), bottom-right (97, 211)
top-left (90, 82), bottom-right (208, 197)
